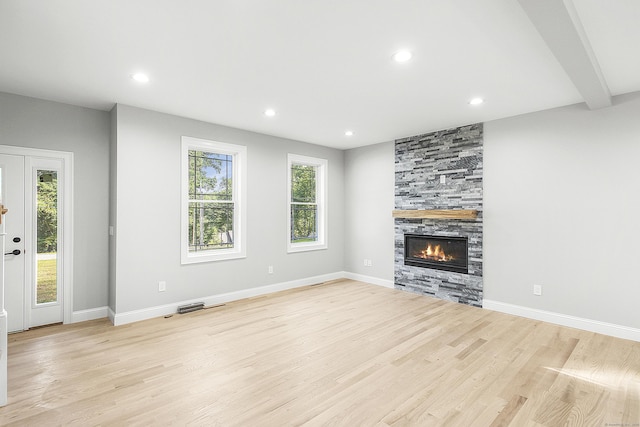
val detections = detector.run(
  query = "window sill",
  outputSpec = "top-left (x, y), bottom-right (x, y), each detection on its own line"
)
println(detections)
top-left (287, 242), bottom-right (327, 254)
top-left (181, 250), bottom-right (246, 264)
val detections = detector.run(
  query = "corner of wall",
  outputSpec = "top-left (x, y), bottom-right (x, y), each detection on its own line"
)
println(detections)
top-left (108, 104), bottom-right (118, 312)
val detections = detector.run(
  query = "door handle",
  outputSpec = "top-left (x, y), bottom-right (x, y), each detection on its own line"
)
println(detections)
top-left (4, 249), bottom-right (21, 256)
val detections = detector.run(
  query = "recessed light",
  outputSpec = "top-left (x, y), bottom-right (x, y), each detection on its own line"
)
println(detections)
top-left (469, 97), bottom-right (484, 105)
top-left (393, 50), bottom-right (412, 63)
top-left (131, 73), bottom-right (149, 83)
top-left (345, 130), bottom-right (354, 137)
top-left (264, 108), bottom-right (276, 117)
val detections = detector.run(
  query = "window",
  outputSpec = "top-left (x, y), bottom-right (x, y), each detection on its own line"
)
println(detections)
top-left (181, 137), bottom-right (246, 263)
top-left (35, 169), bottom-right (59, 305)
top-left (287, 154), bottom-right (327, 252)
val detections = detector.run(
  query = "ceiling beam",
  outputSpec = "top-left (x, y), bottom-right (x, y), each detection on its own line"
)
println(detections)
top-left (518, 0), bottom-right (611, 109)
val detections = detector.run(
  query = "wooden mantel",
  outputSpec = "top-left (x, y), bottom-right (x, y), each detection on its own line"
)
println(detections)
top-left (392, 209), bottom-right (478, 220)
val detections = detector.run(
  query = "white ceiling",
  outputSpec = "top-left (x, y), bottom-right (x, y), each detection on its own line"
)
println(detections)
top-left (0, 0), bottom-right (638, 149)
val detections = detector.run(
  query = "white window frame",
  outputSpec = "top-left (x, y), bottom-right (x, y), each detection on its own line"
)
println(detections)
top-left (287, 154), bottom-right (327, 253)
top-left (181, 136), bottom-right (247, 264)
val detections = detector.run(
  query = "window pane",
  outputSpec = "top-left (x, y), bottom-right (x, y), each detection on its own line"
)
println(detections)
top-left (291, 204), bottom-right (317, 242)
top-left (36, 170), bottom-right (57, 304)
top-left (188, 202), bottom-right (234, 252)
top-left (189, 150), bottom-right (233, 201)
top-left (291, 164), bottom-right (316, 203)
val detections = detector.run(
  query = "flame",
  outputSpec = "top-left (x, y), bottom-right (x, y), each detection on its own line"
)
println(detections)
top-left (415, 244), bottom-right (454, 262)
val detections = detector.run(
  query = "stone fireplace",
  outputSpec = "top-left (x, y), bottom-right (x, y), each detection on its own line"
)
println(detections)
top-left (394, 123), bottom-right (483, 307)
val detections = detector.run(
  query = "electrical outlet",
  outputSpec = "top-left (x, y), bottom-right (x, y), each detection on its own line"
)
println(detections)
top-left (159, 281), bottom-right (166, 292)
top-left (533, 284), bottom-right (542, 296)
top-left (268, 265), bottom-right (274, 274)
top-left (363, 259), bottom-right (373, 267)
top-left (440, 175), bottom-right (446, 184)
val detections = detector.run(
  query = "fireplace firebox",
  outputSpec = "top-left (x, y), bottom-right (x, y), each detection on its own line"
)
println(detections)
top-left (404, 234), bottom-right (468, 274)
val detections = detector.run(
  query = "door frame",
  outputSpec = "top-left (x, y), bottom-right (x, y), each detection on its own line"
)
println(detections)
top-left (0, 145), bottom-right (74, 326)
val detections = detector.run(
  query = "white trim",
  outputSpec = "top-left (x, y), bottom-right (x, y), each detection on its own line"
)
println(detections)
top-left (0, 311), bottom-right (7, 406)
top-left (0, 145), bottom-right (73, 326)
top-left (26, 158), bottom-right (65, 328)
top-left (23, 157), bottom-right (33, 328)
top-left (287, 154), bottom-right (328, 253)
top-left (483, 299), bottom-right (640, 342)
top-left (111, 271), bottom-right (344, 326)
top-left (72, 306), bottom-right (109, 323)
top-left (181, 137), bottom-right (247, 264)
top-left (344, 272), bottom-right (394, 288)
top-left (107, 307), bottom-right (116, 324)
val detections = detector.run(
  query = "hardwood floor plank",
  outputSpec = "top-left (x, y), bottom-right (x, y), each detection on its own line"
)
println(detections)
top-left (489, 394), bottom-right (527, 427)
top-left (0, 280), bottom-right (638, 426)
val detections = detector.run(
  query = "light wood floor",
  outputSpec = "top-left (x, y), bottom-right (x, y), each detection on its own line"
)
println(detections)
top-left (1, 280), bottom-right (639, 426)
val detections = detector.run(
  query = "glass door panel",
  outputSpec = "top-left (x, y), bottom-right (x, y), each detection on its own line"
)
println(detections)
top-left (35, 170), bottom-right (57, 305)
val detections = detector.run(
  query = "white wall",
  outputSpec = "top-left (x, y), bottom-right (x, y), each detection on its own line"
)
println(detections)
top-left (484, 91), bottom-right (640, 329)
top-left (112, 104), bottom-right (345, 314)
top-left (0, 92), bottom-right (110, 311)
top-left (344, 141), bottom-right (395, 284)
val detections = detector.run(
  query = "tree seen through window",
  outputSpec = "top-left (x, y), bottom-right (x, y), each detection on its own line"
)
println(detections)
top-left (188, 150), bottom-right (234, 252)
top-left (290, 164), bottom-right (318, 242)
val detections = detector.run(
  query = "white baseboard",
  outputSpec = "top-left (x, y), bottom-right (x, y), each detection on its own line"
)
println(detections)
top-left (72, 306), bottom-right (109, 323)
top-left (483, 299), bottom-right (640, 342)
top-left (344, 272), bottom-right (394, 289)
top-left (112, 271), bottom-right (345, 326)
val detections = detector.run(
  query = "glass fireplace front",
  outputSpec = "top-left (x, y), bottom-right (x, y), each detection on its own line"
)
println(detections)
top-left (404, 234), bottom-right (468, 274)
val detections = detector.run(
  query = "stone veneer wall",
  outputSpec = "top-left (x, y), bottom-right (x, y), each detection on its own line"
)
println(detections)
top-left (394, 123), bottom-right (483, 306)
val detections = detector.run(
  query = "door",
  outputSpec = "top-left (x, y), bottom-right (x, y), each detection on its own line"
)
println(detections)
top-left (0, 154), bottom-right (64, 332)
top-left (0, 154), bottom-right (26, 332)
top-left (29, 159), bottom-right (64, 328)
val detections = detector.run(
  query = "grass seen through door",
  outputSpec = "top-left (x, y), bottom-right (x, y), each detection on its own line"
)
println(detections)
top-left (37, 257), bottom-right (57, 304)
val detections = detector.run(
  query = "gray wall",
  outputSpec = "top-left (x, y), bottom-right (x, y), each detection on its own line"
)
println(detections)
top-left (0, 92), bottom-right (110, 311)
top-left (484, 91), bottom-right (640, 328)
top-left (344, 91), bottom-right (640, 330)
top-left (344, 141), bottom-right (394, 281)
top-left (6, 87), bottom-right (638, 330)
top-left (112, 104), bottom-right (345, 313)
